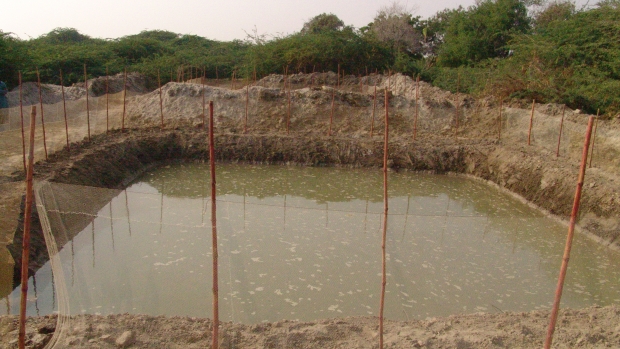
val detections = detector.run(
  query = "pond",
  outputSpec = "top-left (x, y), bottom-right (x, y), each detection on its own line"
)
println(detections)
top-left (3, 163), bottom-right (619, 323)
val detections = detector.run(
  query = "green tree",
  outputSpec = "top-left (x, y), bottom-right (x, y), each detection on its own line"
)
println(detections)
top-left (438, 0), bottom-right (530, 66)
top-left (301, 13), bottom-right (344, 34)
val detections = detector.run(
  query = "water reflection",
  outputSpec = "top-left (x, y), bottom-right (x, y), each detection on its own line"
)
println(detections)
top-left (2, 164), bottom-right (619, 323)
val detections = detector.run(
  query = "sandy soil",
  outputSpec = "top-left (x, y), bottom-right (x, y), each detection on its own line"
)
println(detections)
top-left (0, 72), bottom-right (619, 348)
top-left (1, 306), bottom-right (619, 348)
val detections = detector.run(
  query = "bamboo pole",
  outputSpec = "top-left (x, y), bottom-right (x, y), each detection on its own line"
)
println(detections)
top-left (59, 70), bottom-right (69, 148)
top-left (454, 73), bottom-right (460, 140)
top-left (105, 68), bottom-right (110, 133)
top-left (19, 71), bottom-right (25, 173)
top-left (498, 99), bottom-right (503, 140)
top-left (556, 105), bottom-right (566, 157)
top-left (18, 106), bottom-right (37, 349)
top-left (209, 100), bottom-right (219, 349)
top-left (244, 81), bottom-right (249, 133)
top-left (589, 109), bottom-right (599, 168)
top-left (413, 76), bottom-right (419, 141)
top-left (528, 99), bottom-right (535, 145)
top-left (202, 69), bottom-right (206, 129)
top-left (35, 68), bottom-right (48, 160)
top-left (84, 64), bottom-right (91, 141)
top-left (158, 69), bottom-right (164, 130)
top-left (286, 74), bottom-right (291, 135)
top-left (371, 85), bottom-right (377, 137)
top-left (337, 63), bottom-right (340, 89)
top-left (359, 74), bottom-right (363, 93)
top-left (379, 88), bottom-right (389, 349)
top-left (122, 68), bottom-right (127, 132)
top-left (329, 87), bottom-right (335, 136)
top-left (543, 116), bottom-right (594, 349)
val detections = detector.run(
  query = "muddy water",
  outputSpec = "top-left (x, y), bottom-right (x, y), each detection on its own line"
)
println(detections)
top-left (2, 164), bottom-right (620, 323)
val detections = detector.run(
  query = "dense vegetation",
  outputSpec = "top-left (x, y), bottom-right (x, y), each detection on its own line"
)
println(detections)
top-left (0, 0), bottom-right (618, 116)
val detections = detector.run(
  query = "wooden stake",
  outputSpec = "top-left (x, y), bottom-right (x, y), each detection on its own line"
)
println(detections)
top-left (35, 68), bottom-right (48, 160)
top-left (105, 67), bottom-right (110, 133)
top-left (286, 75), bottom-right (291, 135)
top-left (59, 70), bottom-right (69, 148)
top-left (158, 69), bottom-right (164, 129)
top-left (337, 63), bottom-right (340, 89)
top-left (18, 105), bottom-right (37, 349)
top-left (19, 71), bottom-right (26, 173)
top-left (379, 88), bottom-right (389, 349)
top-left (208, 100), bottom-right (219, 349)
top-left (371, 85), bottom-right (377, 137)
top-left (556, 106), bottom-right (565, 157)
top-left (359, 74), bottom-right (363, 93)
top-left (202, 69), bottom-right (206, 129)
top-left (528, 99), bottom-right (535, 145)
top-left (329, 87), bottom-right (335, 136)
top-left (122, 68), bottom-right (127, 132)
top-left (589, 109), bottom-right (599, 168)
top-left (497, 99), bottom-right (503, 140)
top-left (414, 76), bottom-right (419, 141)
top-left (244, 82), bottom-right (249, 133)
top-left (84, 64), bottom-right (91, 141)
top-left (454, 73), bottom-right (460, 140)
top-left (543, 116), bottom-right (594, 349)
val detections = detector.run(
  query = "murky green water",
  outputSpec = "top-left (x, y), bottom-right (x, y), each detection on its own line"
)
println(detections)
top-left (3, 164), bottom-right (620, 323)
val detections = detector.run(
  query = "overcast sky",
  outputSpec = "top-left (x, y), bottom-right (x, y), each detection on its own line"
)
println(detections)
top-left (4, 0), bottom-right (594, 42)
top-left (4, 0), bottom-right (486, 41)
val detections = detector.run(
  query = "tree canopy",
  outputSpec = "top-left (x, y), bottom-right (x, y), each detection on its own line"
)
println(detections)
top-left (1, 0), bottom-right (618, 116)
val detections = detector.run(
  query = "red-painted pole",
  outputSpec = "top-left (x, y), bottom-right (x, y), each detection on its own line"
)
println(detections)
top-left (60, 70), bottom-right (69, 148)
top-left (556, 105), bottom-right (565, 157)
top-left (18, 105), bottom-right (37, 349)
top-left (159, 69), bottom-right (164, 130)
top-left (371, 85), bottom-right (377, 137)
top-left (413, 76), bottom-right (419, 141)
top-left (337, 63), bottom-right (340, 89)
top-left (329, 87), bottom-right (335, 136)
top-left (209, 100), bottom-right (219, 349)
top-left (379, 88), bottom-right (389, 349)
top-left (36, 68), bottom-right (48, 160)
top-left (454, 73), bottom-right (460, 140)
top-left (202, 69), bottom-right (206, 129)
top-left (589, 109), bottom-right (599, 168)
top-left (287, 75), bottom-right (291, 135)
top-left (84, 64), bottom-right (91, 141)
top-left (498, 99), bottom-right (503, 141)
top-left (244, 82), bottom-right (249, 133)
top-left (528, 99), bottom-right (535, 145)
top-left (19, 71), bottom-right (26, 173)
top-left (122, 68), bottom-right (127, 132)
top-left (106, 67), bottom-right (109, 133)
top-left (544, 116), bottom-right (594, 349)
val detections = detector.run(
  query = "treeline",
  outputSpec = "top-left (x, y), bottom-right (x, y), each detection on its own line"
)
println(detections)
top-left (0, 0), bottom-right (618, 116)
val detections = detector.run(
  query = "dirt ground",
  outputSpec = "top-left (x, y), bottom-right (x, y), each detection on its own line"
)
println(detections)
top-left (1, 305), bottom-right (620, 348)
top-left (0, 72), bottom-right (619, 348)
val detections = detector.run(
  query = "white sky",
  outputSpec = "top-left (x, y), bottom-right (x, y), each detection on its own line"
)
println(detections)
top-left (4, 0), bottom-right (594, 42)
top-left (4, 0), bottom-right (478, 41)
